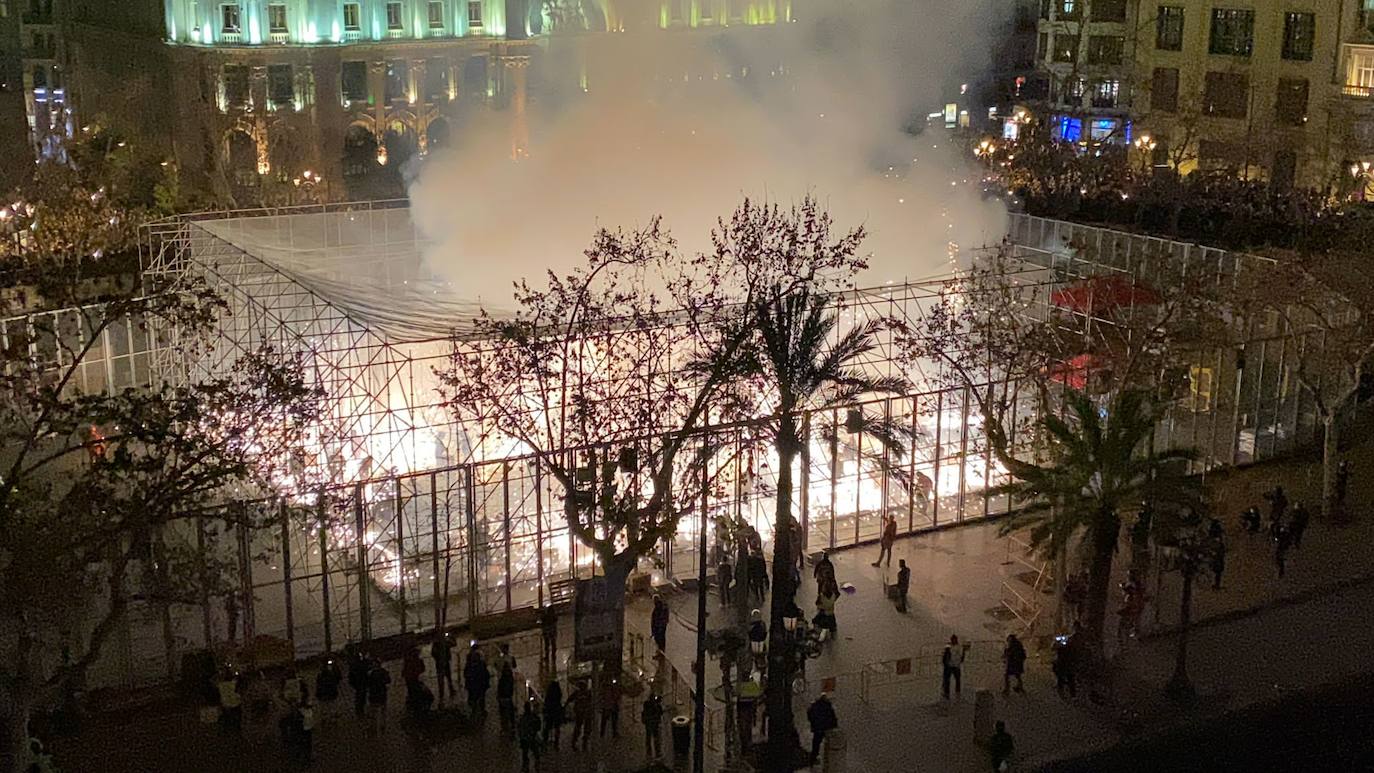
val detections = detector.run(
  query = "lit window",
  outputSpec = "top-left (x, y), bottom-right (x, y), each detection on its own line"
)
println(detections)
top-left (221, 3), bottom-right (240, 32)
top-left (428, 1), bottom-right (444, 28)
top-left (387, 1), bottom-right (403, 30)
top-left (1092, 79), bottom-right (1120, 108)
top-left (1349, 50), bottom-right (1374, 90)
top-left (268, 3), bottom-right (287, 33)
top-left (467, 0), bottom-right (482, 27)
top-left (343, 2), bottom-right (360, 30)
top-left (1156, 6), bottom-right (1183, 51)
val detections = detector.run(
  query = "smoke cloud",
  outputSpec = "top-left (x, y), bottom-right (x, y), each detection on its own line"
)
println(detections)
top-left (408, 0), bottom-right (1008, 312)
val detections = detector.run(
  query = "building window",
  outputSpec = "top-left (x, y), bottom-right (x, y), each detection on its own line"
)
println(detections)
top-left (467, 0), bottom-right (482, 27)
top-left (1037, 32), bottom-right (1048, 62)
top-left (221, 3), bottom-right (240, 32)
top-left (1091, 0), bottom-right (1126, 22)
top-left (1272, 150), bottom-right (1296, 189)
top-left (1198, 139), bottom-right (1244, 170)
top-left (1156, 6), bottom-right (1184, 51)
top-left (425, 58), bottom-right (449, 100)
top-left (669, 0), bottom-right (684, 23)
top-left (428, 0), bottom-right (444, 28)
top-left (343, 2), bottom-right (361, 30)
top-left (1275, 78), bottom-right (1308, 126)
top-left (1364, 0), bottom-right (1374, 32)
top-left (268, 64), bottom-right (293, 104)
top-left (385, 59), bottom-right (408, 102)
top-left (1092, 79), bottom-right (1120, 108)
top-left (1351, 49), bottom-right (1374, 91)
top-left (223, 64), bottom-right (249, 108)
top-left (1209, 9), bottom-right (1254, 57)
top-left (1281, 12), bottom-right (1314, 61)
top-left (386, 1), bottom-right (403, 30)
top-left (341, 60), bottom-right (368, 103)
top-left (1150, 67), bottom-right (1179, 112)
top-left (1052, 35), bottom-right (1076, 63)
top-left (1088, 35), bottom-right (1124, 65)
top-left (268, 3), bottom-right (287, 33)
top-left (1203, 70), bottom-right (1249, 118)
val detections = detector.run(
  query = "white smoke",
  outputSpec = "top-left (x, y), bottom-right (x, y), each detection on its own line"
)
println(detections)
top-left (408, 0), bottom-right (1008, 311)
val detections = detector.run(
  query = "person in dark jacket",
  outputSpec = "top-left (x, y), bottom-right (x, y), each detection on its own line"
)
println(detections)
top-left (650, 594), bottom-right (670, 654)
top-left (539, 606), bottom-right (558, 665)
top-left (1289, 502), bottom-right (1310, 549)
top-left (347, 648), bottom-right (369, 718)
top-left (365, 659), bottom-right (391, 733)
top-left (518, 701), bottom-right (542, 773)
top-left (989, 720), bottom-right (1015, 771)
top-left (497, 662), bottom-right (517, 729)
top-left (567, 679), bottom-right (594, 751)
top-left (895, 559), bottom-right (911, 613)
top-left (432, 631), bottom-right (454, 704)
top-left (641, 693), bottom-right (664, 759)
top-left (598, 675), bottom-right (622, 738)
top-left (314, 656), bottom-right (341, 722)
top-left (464, 645), bottom-right (491, 718)
top-left (806, 693), bottom-right (838, 764)
top-left (717, 556), bottom-right (733, 606)
top-left (1002, 634), bottom-right (1027, 694)
top-left (542, 678), bottom-right (564, 747)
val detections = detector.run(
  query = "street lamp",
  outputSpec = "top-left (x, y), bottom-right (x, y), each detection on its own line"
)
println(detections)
top-left (1133, 134), bottom-right (1157, 173)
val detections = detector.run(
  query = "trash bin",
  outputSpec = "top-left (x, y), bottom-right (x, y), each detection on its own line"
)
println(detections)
top-left (973, 689), bottom-right (995, 741)
top-left (671, 714), bottom-right (692, 759)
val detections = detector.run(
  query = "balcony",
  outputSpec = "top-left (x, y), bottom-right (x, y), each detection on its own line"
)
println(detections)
top-left (1343, 84), bottom-right (1374, 99)
top-left (269, 31), bottom-right (289, 43)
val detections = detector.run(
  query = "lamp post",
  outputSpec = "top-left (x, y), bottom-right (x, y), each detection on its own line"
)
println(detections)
top-left (1133, 134), bottom-right (1157, 173)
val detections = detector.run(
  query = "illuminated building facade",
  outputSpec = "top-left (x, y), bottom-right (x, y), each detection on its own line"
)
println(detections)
top-left (22, 1), bottom-right (793, 203)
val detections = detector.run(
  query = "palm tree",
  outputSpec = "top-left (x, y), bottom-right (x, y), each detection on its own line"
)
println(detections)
top-left (992, 388), bottom-right (1199, 665)
top-left (748, 287), bottom-right (908, 766)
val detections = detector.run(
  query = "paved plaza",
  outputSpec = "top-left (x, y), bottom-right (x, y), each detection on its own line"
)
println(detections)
top-left (50, 445), bottom-right (1374, 772)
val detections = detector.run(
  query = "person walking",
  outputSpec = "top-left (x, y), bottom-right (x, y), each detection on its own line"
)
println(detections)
top-left (314, 656), bottom-right (341, 724)
top-left (650, 594), bottom-right (670, 654)
top-left (568, 679), bottom-right (594, 751)
top-left (806, 693), bottom-right (839, 766)
top-left (598, 674), bottom-right (622, 738)
top-left (518, 700), bottom-right (543, 773)
top-left (873, 513), bottom-right (897, 568)
top-left (1289, 502), bottom-right (1310, 549)
top-left (1267, 485), bottom-right (1289, 525)
top-left (1211, 535), bottom-right (1227, 590)
top-left (540, 606), bottom-right (558, 666)
top-left (641, 693), bottom-right (664, 760)
top-left (347, 648), bottom-right (369, 719)
top-left (498, 662), bottom-right (518, 730)
top-left (989, 720), bottom-right (1015, 772)
top-left (365, 659), bottom-right (391, 733)
top-left (1002, 634), bottom-right (1026, 695)
top-left (542, 678), bottom-right (564, 748)
top-left (942, 634), bottom-right (969, 699)
top-left (464, 645), bottom-right (491, 719)
top-left (1275, 524), bottom-right (1292, 578)
top-left (895, 559), bottom-right (911, 613)
top-left (1053, 627), bottom-right (1078, 698)
top-left (432, 631), bottom-right (454, 705)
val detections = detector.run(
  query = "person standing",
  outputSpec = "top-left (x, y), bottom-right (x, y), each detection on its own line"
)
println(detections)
top-left (1267, 485), bottom-right (1289, 525)
top-left (598, 674), bottom-right (622, 739)
top-left (542, 678), bottom-right (564, 748)
top-left (815, 577), bottom-right (840, 638)
top-left (347, 648), bottom-right (369, 719)
top-left (873, 514), bottom-right (897, 568)
top-left (402, 646), bottom-right (426, 707)
top-left (464, 644), bottom-right (491, 719)
top-left (989, 720), bottom-right (1015, 772)
top-left (1002, 634), bottom-right (1026, 695)
top-left (641, 693), bottom-right (664, 760)
top-left (431, 631), bottom-right (454, 705)
top-left (1275, 524), bottom-right (1292, 578)
top-left (1289, 502), bottom-right (1310, 549)
top-left (1211, 535), bottom-right (1227, 590)
top-left (365, 659), bottom-right (391, 733)
top-left (814, 550), bottom-right (835, 586)
top-left (1337, 461), bottom-right (1351, 510)
top-left (650, 594), bottom-right (670, 654)
top-left (314, 656), bottom-right (341, 724)
top-left (942, 634), bottom-right (968, 699)
top-left (540, 606), bottom-right (558, 666)
top-left (568, 679), bottom-right (594, 751)
top-left (216, 668), bottom-right (242, 733)
top-left (498, 662), bottom-right (517, 730)
top-left (717, 556), bottom-right (733, 607)
top-left (518, 701), bottom-right (543, 773)
top-left (895, 559), bottom-right (911, 613)
top-left (297, 684), bottom-right (316, 764)
top-left (495, 642), bottom-right (517, 674)
top-left (806, 693), bottom-right (838, 765)
top-left (1053, 627), bottom-right (1078, 698)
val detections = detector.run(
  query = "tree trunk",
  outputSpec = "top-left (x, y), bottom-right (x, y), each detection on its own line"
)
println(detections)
top-left (2, 702), bottom-right (29, 773)
top-left (764, 416), bottom-right (800, 770)
top-left (1166, 566), bottom-right (1196, 703)
top-left (1322, 413), bottom-right (1339, 520)
top-left (1081, 512), bottom-right (1121, 665)
top-left (1, 625), bottom-right (35, 773)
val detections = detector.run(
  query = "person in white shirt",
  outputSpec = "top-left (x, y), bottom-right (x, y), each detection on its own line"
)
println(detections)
top-left (941, 634), bottom-right (970, 699)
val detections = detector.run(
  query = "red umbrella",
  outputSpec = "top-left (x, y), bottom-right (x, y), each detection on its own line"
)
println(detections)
top-left (1052, 274), bottom-right (1161, 314)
